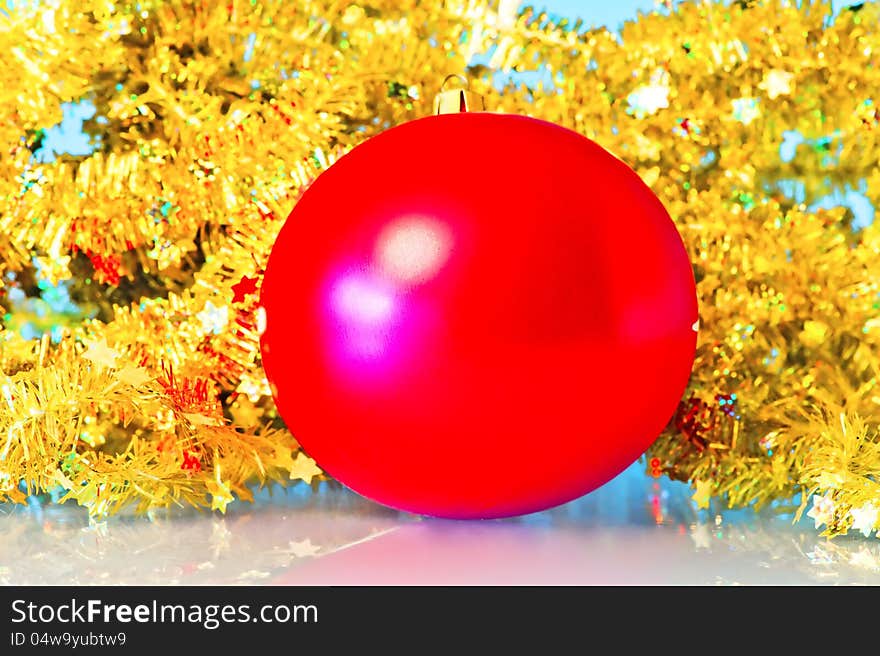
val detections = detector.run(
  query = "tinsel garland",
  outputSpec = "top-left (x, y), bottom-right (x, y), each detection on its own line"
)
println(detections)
top-left (1, 0), bottom-right (878, 536)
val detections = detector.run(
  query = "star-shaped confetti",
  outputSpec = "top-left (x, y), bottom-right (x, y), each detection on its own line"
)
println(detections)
top-left (692, 479), bottom-right (713, 509)
top-left (81, 338), bottom-right (121, 369)
top-left (206, 478), bottom-right (235, 513)
top-left (759, 69), bottom-right (794, 99)
top-left (183, 412), bottom-right (221, 427)
top-left (197, 300), bottom-right (229, 336)
top-left (290, 453), bottom-right (323, 484)
top-left (807, 493), bottom-right (836, 529)
top-left (849, 503), bottom-right (878, 538)
top-left (231, 275), bottom-right (259, 303)
top-left (229, 397), bottom-right (262, 427)
top-left (116, 364), bottom-right (153, 387)
top-left (271, 446), bottom-right (297, 473)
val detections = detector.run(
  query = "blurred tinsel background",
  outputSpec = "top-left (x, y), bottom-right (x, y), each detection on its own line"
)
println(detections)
top-left (1, 0), bottom-right (879, 537)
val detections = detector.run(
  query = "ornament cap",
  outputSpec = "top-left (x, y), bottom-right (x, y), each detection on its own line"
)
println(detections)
top-left (433, 74), bottom-right (486, 115)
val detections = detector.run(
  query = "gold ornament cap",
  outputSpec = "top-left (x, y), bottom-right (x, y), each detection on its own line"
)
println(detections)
top-left (433, 74), bottom-right (486, 114)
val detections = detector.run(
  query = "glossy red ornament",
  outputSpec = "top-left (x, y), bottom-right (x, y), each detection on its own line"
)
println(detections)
top-left (260, 112), bottom-right (698, 519)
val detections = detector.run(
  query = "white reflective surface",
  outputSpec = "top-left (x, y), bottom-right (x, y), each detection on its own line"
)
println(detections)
top-left (2, 465), bottom-right (879, 585)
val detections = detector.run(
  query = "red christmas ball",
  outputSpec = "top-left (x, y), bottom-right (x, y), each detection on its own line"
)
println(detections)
top-left (260, 112), bottom-right (697, 518)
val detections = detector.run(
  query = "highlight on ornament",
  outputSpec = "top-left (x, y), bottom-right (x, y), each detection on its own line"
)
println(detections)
top-left (0, 0), bottom-right (878, 537)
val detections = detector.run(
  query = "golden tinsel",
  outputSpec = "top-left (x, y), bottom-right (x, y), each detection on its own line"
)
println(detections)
top-left (1, 0), bottom-right (879, 535)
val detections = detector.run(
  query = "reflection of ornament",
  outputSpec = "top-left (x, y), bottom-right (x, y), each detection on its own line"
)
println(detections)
top-left (849, 546), bottom-right (880, 571)
top-left (692, 480), bottom-right (713, 509)
top-left (260, 93), bottom-right (698, 519)
top-left (285, 539), bottom-right (321, 558)
top-left (850, 503), bottom-right (878, 538)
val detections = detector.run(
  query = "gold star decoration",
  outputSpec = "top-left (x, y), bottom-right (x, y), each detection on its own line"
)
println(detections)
top-left (81, 338), bottom-right (121, 370)
top-left (206, 477), bottom-right (235, 513)
top-left (229, 396), bottom-right (262, 427)
top-left (627, 73), bottom-right (670, 117)
top-left (849, 503), bottom-right (879, 538)
top-left (759, 68), bottom-right (795, 100)
top-left (692, 479), bottom-right (713, 509)
top-left (116, 364), bottom-right (153, 387)
top-left (290, 453), bottom-right (323, 484)
top-left (183, 412), bottom-right (221, 427)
